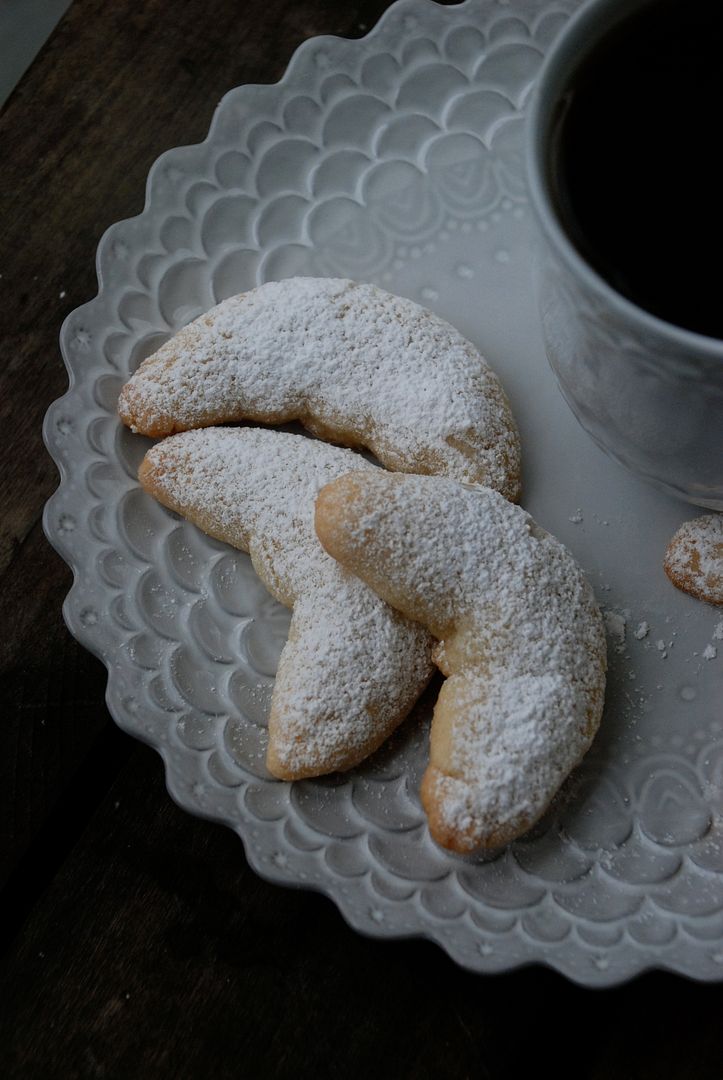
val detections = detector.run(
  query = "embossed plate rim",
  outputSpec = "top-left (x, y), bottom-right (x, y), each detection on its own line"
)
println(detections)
top-left (43, 0), bottom-right (723, 986)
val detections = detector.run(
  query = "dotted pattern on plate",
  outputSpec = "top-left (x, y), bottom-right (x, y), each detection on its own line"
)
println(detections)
top-left (44, 0), bottom-right (723, 985)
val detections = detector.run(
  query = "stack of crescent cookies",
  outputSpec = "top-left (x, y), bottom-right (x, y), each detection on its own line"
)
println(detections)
top-left (118, 277), bottom-right (607, 854)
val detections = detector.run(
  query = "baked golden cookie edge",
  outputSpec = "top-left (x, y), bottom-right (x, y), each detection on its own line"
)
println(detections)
top-left (315, 470), bottom-right (607, 854)
top-left (664, 514), bottom-right (723, 605)
top-left (139, 429), bottom-right (435, 780)
top-left (119, 278), bottom-right (521, 501)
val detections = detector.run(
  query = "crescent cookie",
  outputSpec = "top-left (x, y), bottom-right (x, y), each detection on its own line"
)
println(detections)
top-left (664, 514), bottom-right (723, 605)
top-left (138, 429), bottom-right (434, 780)
top-left (119, 277), bottom-right (521, 501)
top-left (315, 472), bottom-right (607, 853)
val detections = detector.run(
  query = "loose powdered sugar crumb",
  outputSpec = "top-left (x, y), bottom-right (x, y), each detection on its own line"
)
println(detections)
top-left (604, 610), bottom-right (626, 651)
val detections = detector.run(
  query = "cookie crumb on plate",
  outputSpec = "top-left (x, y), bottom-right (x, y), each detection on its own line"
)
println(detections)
top-left (664, 514), bottom-right (723, 605)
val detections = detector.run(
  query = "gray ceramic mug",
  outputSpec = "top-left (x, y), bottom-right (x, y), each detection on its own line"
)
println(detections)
top-left (526, 0), bottom-right (723, 511)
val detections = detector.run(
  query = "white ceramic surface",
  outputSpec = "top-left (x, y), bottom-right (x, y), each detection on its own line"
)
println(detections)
top-left (44, 0), bottom-right (723, 986)
top-left (526, 0), bottom-right (723, 510)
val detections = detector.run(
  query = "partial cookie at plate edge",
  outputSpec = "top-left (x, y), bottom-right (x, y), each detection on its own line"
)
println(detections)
top-left (664, 513), bottom-right (723, 605)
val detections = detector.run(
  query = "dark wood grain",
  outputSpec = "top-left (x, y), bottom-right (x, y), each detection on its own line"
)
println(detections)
top-left (1, 0), bottom-right (722, 1076)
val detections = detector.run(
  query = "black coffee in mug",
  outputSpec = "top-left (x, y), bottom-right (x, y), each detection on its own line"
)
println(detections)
top-left (549, 0), bottom-right (723, 339)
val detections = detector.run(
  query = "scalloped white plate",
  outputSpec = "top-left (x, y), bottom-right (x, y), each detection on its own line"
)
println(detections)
top-left (44, 0), bottom-right (723, 986)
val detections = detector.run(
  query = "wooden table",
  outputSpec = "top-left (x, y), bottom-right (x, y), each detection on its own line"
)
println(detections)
top-left (1, 1), bottom-right (722, 1075)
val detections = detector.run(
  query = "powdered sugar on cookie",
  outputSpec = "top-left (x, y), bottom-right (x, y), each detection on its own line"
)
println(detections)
top-left (139, 428), bottom-right (434, 778)
top-left (664, 514), bottom-right (723, 605)
top-left (119, 278), bottom-right (520, 500)
top-left (315, 472), bottom-right (607, 852)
